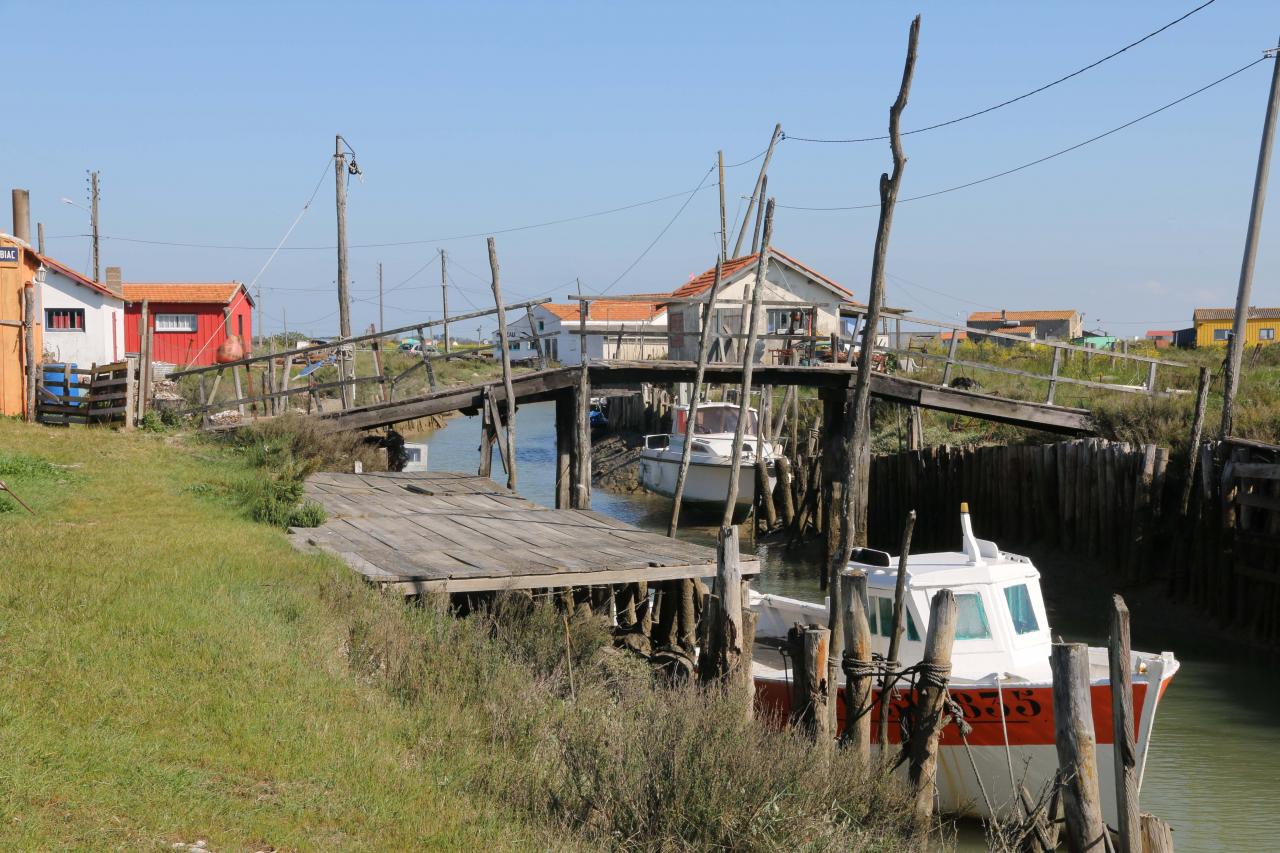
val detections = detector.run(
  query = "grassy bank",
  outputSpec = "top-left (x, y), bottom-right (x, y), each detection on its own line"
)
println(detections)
top-left (0, 419), bottom-right (917, 851)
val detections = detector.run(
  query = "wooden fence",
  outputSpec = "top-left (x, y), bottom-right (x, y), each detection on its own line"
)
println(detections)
top-left (36, 359), bottom-right (138, 427)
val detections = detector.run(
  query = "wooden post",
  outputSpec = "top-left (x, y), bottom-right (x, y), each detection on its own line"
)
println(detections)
top-left (487, 237), bottom-right (518, 491)
top-left (478, 386), bottom-right (495, 478)
top-left (1179, 366), bottom-right (1212, 516)
top-left (122, 356), bottom-right (137, 430)
top-left (198, 372), bottom-right (209, 428)
top-left (787, 624), bottom-right (830, 744)
top-left (720, 201), bottom-right (774, 528)
top-left (833, 15), bottom-right (921, 735)
top-left (574, 299), bottom-right (591, 509)
top-left (909, 587), bottom-right (955, 827)
top-left (1110, 595), bottom-right (1140, 853)
top-left (942, 330), bottom-right (960, 386)
top-left (138, 299), bottom-right (151, 418)
top-left (775, 454), bottom-right (796, 526)
top-left (879, 509), bottom-right (916, 748)
top-left (554, 390), bottom-right (573, 509)
top-left (22, 283), bottom-right (36, 422)
top-left (906, 405), bottom-right (922, 451)
top-left (732, 123), bottom-right (782, 258)
top-left (232, 364), bottom-right (245, 418)
top-left (440, 250), bottom-right (450, 354)
top-left (1050, 642), bottom-right (1108, 853)
top-left (525, 305), bottom-right (546, 369)
top-left (1047, 346), bottom-right (1062, 404)
top-left (1139, 814), bottom-right (1175, 853)
top-left (702, 527), bottom-right (747, 705)
top-left (484, 387), bottom-right (512, 477)
top-left (839, 570), bottom-right (873, 767)
top-left (669, 257), bottom-right (727, 536)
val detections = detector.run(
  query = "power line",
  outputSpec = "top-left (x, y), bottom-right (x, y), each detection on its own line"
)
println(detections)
top-left (787, 0), bottom-right (1221, 143)
top-left (599, 164), bottom-right (716, 295)
top-left (779, 56), bottom-right (1268, 211)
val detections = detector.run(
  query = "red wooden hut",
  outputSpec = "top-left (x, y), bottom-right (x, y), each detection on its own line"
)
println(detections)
top-left (122, 282), bottom-right (253, 367)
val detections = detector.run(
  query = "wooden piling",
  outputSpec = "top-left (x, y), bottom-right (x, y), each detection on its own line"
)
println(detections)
top-left (1179, 366), bottom-right (1212, 516)
top-left (879, 509), bottom-right (916, 748)
top-left (1050, 642), bottom-right (1107, 853)
top-left (787, 624), bottom-right (830, 744)
top-left (478, 386), bottom-right (495, 478)
top-left (487, 237), bottom-right (518, 491)
top-left (909, 587), bottom-right (955, 827)
top-left (839, 570), bottom-right (873, 768)
top-left (1140, 814), bottom-right (1175, 853)
top-left (1110, 595), bottom-right (1140, 853)
top-left (554, 391), bottom-right (573, 509)
top-left (775, 454), bottom-right (796, 526)
top-left (574, 300), bottom-right (591, 510)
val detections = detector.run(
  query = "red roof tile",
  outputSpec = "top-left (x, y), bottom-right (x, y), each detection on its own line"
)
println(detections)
top-left (968, 310), bottom-right (1078, 323)
top-left (542, 299), bottom-right (668, 323)
top-left (122, 282), bottom-right (249, 305)
top-left (669, 248), bottom-right (857, 302)
top-left (37, 253), bottom-right (120, 299)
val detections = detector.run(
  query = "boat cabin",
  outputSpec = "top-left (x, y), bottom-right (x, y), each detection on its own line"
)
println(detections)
top-left (672, 402), bottom-right (759, 436)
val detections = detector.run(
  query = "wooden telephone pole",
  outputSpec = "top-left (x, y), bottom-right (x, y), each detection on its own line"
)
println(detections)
top-left (378, 262), bottom-right (384, 333)
top-left (732, 124), bottom-right (783, 258)
top-left (334, 135), bottom-right (353, 407)
top-left (441, 250), bottom-right (451, 353)
top-left (89, 170), bottom-right (101, 282)
top-left (1221, 43), bottom-right (1280, 438)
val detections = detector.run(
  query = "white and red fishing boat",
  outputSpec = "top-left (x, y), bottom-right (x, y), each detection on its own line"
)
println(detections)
top-left (638, 402), bottom-right (777, 519)
top-left (749, 506), bottom-right (1179, 823)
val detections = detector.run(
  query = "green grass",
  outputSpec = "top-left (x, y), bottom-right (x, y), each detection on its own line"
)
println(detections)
top-left (0, 420), bottom-right (919, 851)
top-left (0, 420), bottom-right (540, 850)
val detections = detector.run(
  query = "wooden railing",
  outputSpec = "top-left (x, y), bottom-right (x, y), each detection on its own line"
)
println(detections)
top-left (36, 359), bottom-right (138, 427)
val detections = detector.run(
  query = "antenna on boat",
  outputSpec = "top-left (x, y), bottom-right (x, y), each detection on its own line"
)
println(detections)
top-left (959, 502), bottom-right (985, 566)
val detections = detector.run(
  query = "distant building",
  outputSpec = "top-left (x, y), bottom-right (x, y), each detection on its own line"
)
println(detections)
top-left (665, 248), bottom-right (863, 361)
top-left (39, 256), bottom-right (126, 367)
top-left (122, 279), bottom-right (255, 367)
top-left (1172, 327), bottom-right (1196, 348)
top-left (1073, 331), bottom-right (1117, 349)
top-left (967, 309), bottom-right (1082, 342)
top-left (1145, 329), bottom-right (1174, 349)
top-left (500, 299), bottom-right (669, 366)
top-left (1192, 307), bottom-right (1280, 347)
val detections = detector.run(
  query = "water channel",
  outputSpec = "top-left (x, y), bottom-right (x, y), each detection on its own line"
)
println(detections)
top-left (415, 401), bottom-right (1280, 852)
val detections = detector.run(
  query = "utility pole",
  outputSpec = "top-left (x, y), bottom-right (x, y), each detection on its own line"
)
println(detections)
top-left (732, 123), bottom-right (783, 258)
top-left (718, 149), bottom-right (727, 261)
top-left (441, 250), bottom-right (450, 353)
top-left (89, 170), bottom-right (101, 282)
top-left (334, 135), bottom-right (352, 407)
top-left (255, 285), bottom-right (263, 350)
top-left (378, 261), bottom-right (384, 333)
top-left (1222, 43), bottom-right (1280, 438)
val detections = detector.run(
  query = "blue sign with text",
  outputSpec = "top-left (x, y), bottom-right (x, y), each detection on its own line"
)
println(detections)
top-left (0, 246), bottom-right (18, 264)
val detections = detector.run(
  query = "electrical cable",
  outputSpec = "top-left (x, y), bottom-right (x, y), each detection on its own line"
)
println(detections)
top-left (787, 0), bottom-right (1221, 143)
top-left (778, 56), bottom-right (1268, 211)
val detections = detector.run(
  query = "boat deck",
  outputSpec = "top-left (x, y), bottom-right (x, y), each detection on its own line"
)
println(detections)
top-left (291, 470), bottom-right (758, 594)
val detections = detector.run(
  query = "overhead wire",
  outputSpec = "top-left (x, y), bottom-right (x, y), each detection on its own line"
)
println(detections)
top-left (778, 56), bottom-right (1268, 211)
top-left (786, 0), bottom-right (1221, 143)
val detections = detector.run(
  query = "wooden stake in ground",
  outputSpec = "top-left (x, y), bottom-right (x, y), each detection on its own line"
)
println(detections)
top-left (669, 256), bottom-right (726, 536)
top-left (720, 200), bottom-right (775, 529)
top-left (1179, 365), bottom-right (1212, 516)
top-left (1050, 642), bottom-right (1108, 853)
top-left (487, 237), bottom-right (518, 491)
top-left (1110, 595), bottom-right (1140, 853)
top-left (732, 124), bottom-right (783, 258)
top-left (574, 296), bottom-right (591, 509)
top-left (879, 509), bottom-right (916, 748)
top-left (909, 586), bottom-right (955, 827)
top-left (830, 12), bottom-right (922, 740)
top-left (787, 623), bottom-right (830, 744)
top-left (22, 283), bottom-right (36, 422)
top-left (701, 526), bottom-right (747, 710)
top-left (839, 570), bottom-right (873, 768)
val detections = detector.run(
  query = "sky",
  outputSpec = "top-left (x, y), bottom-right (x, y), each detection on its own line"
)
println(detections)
top-left (3, 0), bottom-right (1278, 338)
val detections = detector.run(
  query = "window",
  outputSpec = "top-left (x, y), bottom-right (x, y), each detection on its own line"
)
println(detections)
top-left (766, 308), bottom-right (804, 334)
top-left (156, 313), bottom-right (197, 332)
top-left (46, 308), bottom-right (85, 331)
top-left (508, 340), bottom-right (522, 351)
top-left (692, 406), bottom-right (758, 435)
top-left (538, 319), bottom-right (545, 332)
top-left (1003, 584), bottom-right (1040, 635)
top-left (953, 593), bottom-right (992, 640)
top-left (1260, 328), bottom-right (1276, 341)
top-left (1213, 328), bottom-right (1230, 342)
top-left (873, 596), bottom-right (920, 641)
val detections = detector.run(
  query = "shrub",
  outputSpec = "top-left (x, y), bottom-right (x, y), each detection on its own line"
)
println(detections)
top-left (287, 500), bottom-right (327, 528)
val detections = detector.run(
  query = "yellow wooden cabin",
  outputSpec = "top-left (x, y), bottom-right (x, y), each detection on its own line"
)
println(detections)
top-left (1193, 307), bottom-right (1280, 347)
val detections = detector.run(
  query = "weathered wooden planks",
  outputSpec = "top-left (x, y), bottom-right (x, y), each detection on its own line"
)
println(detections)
top-left (292, 470), bottom-right (757, 594)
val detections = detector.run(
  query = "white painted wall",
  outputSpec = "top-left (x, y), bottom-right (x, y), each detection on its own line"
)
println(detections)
top-left (40, 269), bottom-right (124, 367)
top-left (498, 304), bottom-right (667, 365)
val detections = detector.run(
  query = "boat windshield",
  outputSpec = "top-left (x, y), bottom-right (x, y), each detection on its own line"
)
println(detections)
top-left (693, 407), bottom-right (758, 435)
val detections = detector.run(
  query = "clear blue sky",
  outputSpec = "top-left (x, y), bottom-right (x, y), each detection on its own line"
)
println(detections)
top-left (4, 1), bottom-right (1278, 337)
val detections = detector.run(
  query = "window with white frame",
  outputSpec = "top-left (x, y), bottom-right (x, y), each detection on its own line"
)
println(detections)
top-left (1260, 328), bottom-right (1276, 341)
top-left (156, 313), bottom-right (197, 332)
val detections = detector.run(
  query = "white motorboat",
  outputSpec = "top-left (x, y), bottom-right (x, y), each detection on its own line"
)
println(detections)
top-left (750, 506), bottom-right (1179, 823)
top-left (638, 402), bottom-right (778, 519)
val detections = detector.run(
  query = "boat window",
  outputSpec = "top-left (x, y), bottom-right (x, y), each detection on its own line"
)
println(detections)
top-left (693, 407), bottom-right (758, 435)
top-left (954, 593), bottom-right (992, 640)
top-left (874, 597), bottom-right (920, 641)
top-left (1003, 584), bottom-right (1040, 635)
top-left (866, 598), bottom-right (877, 634)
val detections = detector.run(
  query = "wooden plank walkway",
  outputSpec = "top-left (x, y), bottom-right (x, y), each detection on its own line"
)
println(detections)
top-left (317, 361), bottom-right (1095, 435)
top-left (291, 470), bottom-right (755, 595)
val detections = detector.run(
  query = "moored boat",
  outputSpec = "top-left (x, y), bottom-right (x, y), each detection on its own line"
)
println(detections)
top-left (638, 401), bottom-right (777, 518)
top-left (749, 506), bottom-right (1179, 823)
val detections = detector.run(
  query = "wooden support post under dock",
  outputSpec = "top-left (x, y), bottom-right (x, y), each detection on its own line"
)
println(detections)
top-left (839, 570), bottom-right (873, 769)
top-left (787, 624), bottom-right (830, 745)
top-left (1051, 642), bottom-right (1108, 853)
top-left (554, 390), bottom-right (573, 509)
top-left (1110, 595), bottom-right (1140, 853)
top-left (879, 509), bottom-right (915, 749)
top-left (487, 237), bottom-right (518, 492)
top-left (909, 587), bottom-right (955, 827)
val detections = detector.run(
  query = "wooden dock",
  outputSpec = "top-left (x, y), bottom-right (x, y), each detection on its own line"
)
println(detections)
top-left (291, 470), bottom-right (756, 595)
